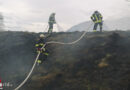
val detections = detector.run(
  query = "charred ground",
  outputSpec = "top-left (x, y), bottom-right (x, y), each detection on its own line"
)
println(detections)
top-left (0, 31), bottom-right (130, 90)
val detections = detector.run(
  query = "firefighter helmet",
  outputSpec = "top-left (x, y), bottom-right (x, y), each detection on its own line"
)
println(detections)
top-left (40, 34), bottom-right (45, 38)
top-left (94, 11), bottom-right (98, 13)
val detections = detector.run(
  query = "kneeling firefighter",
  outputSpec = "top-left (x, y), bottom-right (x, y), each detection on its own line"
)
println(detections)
top-left (35, 34), bottom-right (49, 65)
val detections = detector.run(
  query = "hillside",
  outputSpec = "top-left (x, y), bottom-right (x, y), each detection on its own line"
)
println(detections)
top-left (0, 31), bottom-right (130, 90)
top-left (105, 17), bottom-right (130, 30)
top-left (67, 21), bottom-right (109, 32)
top-left (68, 17), bottom-right (130, 32)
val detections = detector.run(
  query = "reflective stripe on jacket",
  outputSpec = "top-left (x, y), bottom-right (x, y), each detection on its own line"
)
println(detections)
top-left (35, 38), bottom-right (46, 48)
top-left (35, 43), bottom-right (44, 47)
top-left (91, 13), bottom-right (103, 23)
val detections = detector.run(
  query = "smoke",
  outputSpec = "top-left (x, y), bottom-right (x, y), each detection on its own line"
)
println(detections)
top-left (0, 12), bottom-right (4, 31)
top-left (0, 31), bottom-right (37, 89)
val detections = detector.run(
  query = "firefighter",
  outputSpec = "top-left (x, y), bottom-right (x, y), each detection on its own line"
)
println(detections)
top-left (91, 11), bottom-right (103, 32)
top-left (35, 34), bottom-right (49, 65)
top-left (48, 13), bottom-right (56, 34)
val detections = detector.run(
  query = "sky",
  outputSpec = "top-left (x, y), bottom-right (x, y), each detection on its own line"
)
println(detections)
top-left (0, 0), bottom-right (130, 32)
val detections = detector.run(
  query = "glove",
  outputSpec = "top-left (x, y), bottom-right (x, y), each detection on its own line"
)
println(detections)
top-left (37, 48), bottom-right (42, 51)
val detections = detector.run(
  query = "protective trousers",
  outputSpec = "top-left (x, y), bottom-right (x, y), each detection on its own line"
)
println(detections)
top-left (93, 22), bottom-right (103, 32)
top-left (48, 23), bottom-right (53, 34)
top-left (37, 50), bottom-right (49, 64)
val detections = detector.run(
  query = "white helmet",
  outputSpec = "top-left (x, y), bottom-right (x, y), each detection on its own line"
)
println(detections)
top-left (40, 34), bottom-right (45, 38)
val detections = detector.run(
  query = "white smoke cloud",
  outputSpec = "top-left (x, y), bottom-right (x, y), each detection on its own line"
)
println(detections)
top-left (0, 0), bottom-right (129, 32)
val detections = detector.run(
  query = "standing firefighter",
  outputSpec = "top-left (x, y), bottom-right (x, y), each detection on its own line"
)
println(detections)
top-left (35, 34), bottom-right (49, 65)
top-left (91, 11), bottom-right (103, 32)
top-left (48, 13), bottom-right (56, 34)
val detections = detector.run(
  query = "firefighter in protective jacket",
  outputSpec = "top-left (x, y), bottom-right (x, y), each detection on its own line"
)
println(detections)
top-left (35, 34), bottom-right (49, 65)
top-left (91, 11), bottom-right (103, 32)
top-left (48, 13), bottom-right (56, 34)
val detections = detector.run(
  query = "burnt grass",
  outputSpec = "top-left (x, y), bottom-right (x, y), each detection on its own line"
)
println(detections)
top-left (0, 31), bottom-right (130, 90)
